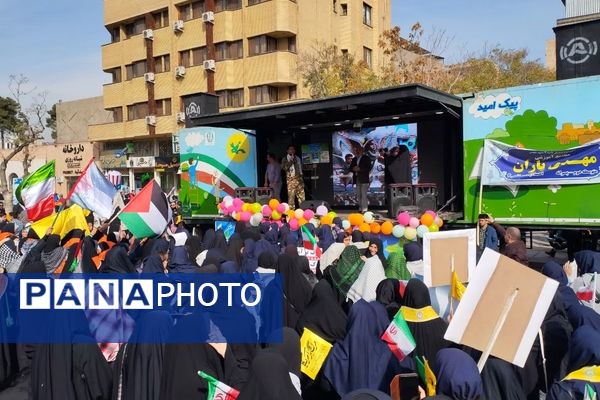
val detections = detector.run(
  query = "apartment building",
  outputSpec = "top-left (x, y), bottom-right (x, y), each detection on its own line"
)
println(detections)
top-left (90, 0), bottom-right (390, 192)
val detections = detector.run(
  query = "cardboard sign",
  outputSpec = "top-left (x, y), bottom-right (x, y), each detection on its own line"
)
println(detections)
top-left (444, 248), bottom-right (558, 367)
top-left (423, 229), bottom-right (476, 287)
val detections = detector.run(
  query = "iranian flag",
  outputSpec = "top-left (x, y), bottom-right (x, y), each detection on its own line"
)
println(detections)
top-left (119, 180), bottom-right (171, 239)
top-left (585, 383), bottom-right (597, 400)
top-left (381, 309), bottom-right (416, 361)
top-left (198, 371), bottom-right (239, 400)
top-left (15, 160), bottom-right (55, 221)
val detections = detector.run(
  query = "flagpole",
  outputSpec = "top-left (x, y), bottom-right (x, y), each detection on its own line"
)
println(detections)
top-left (477, 288), bottom-right (519, 372)
top-left (450, 255), bottom-right (455, 319)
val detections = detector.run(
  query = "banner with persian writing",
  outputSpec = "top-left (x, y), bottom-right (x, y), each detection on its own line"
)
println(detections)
top-left (481, 140), bottom-right (600, 186)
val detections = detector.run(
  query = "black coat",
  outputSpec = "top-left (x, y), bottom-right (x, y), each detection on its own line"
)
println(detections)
top-left (349, 155), bottom-right (372, 184)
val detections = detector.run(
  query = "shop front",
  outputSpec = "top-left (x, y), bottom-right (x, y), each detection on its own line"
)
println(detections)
top-left (55, 141), bottom-right (100, 196)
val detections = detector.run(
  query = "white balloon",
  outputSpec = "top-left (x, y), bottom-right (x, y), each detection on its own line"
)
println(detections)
top-left (342, 220), bottom-right (351, 230)
top-left (363, 211), bottom-right (374, 224)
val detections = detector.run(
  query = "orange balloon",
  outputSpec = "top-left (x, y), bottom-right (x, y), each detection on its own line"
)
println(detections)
top-left (321, 215), bottom-right (333, 226)
top-left (268, 198), bottom-right (280, 210)
top-left (370, 222), bottom-right (381, 234)
top-left (359, 222), bottom-right (370, 233)
top-left (420, 213), bottom-right (434, 227)
top-left (381, 221), bottom-right (394, 235)
top-left (298, 217), bottom-right (308, 226)
top-left (349, 213), bottom-right (364, 227)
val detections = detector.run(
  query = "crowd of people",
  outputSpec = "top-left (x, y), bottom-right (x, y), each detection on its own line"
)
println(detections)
top-left (0, 207), bottom-right (598, 400)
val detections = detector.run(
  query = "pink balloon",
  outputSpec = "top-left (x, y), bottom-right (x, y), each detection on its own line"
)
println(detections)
top-left (397, 211), bottom-right (411, 226)
top-left (240, 211), bottom-right (252, 222)
top-left (409, 217), bottom-right (420, 228)
top-left (225, 206), bottom-right (234, 215)
top-left (276, 203), bottom-right (286, 213)
top-left (262, 207), bottom-right (272, 217)
top-left (289, 219), bottom-right (299, 231)
top-left (303, 209), bottom-right (314, 220)
top-left (233, 198), bottom-right (243, 208)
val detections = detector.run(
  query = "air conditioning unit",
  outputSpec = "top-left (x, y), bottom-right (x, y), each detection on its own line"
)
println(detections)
top-left (203, 59), bottom-right (216, 71)
top-left (175, 66), bottom-right (186, 78)
top-left (173, 20), bottom-right (184, 32)
top-left (145, 115), bottom-right (157, 126)
top-left (143, 29), bottom-right (154, 40)
top-left (202, 11), bottom-right (215, 24)
top-left (144, 72), bottom-right (155, 83)
top-left (176, 112), bottom-right (186, 123)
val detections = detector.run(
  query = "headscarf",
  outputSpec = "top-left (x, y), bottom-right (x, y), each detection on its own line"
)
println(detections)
top-left (185, 236), bottom-right (203, 264)
top-left (480, 357), bottom-right (526, 400)
top-left (220, 260), bottom-right (239, 274)
top-left (297, 279), bottom-right (347, 343)
top-left (238, 352), bottom-right (302, 400)
top-left (367, 237), bottom-right (387, 269)
top-left (403, 242), bottom-right (423, 261)
top-left (264, 226), bottom-right (280, 254)
top-left (341, 389), bottom-right (392, 400)
top-left (259, 222), bottom-right (270, 235)
top-left (328, 245), bottom-right (365, 298)
top-left (385, 251), bottom-right (411, 280)
top-left (323, 300), bottom-right (408, 396)
top-left (241, 227), bottom-right (261, 242)
top-left (540, 293), bottom-right (572, 386)
top-left (574, 250), bottom-right (600, 274)
top-left (435, 348), bottom-right (483, 400)
top-left (254, 239), bottom-right (274, 259)
top-left (401, 279), bottom-right (449, 370)
top-left (100, 244), bottom-right (136, 274)
top-left (376, 279), bottom-right (402, 320)
top-left (351, 230), bottom-right (364, 243)
top-left (142, 238), bottom-right (169, 274)
top-left (258, 251), bottom-right (278, 270)
top-left (241, 239), bottom-right (258, 273)
top-left (201, 229), bottom-right (216, 251)
top-left (266, 327), bottom-right (302, 393)
top-left (225, 238), bottom-right (243, 268)
top-left (317, 226), bottom-right (335, 252)
top-left (546, 326), bottom-right (600, 400)
top-left (278, 254), bottom-right (312, 329)
top-left (284, 244), bottom-right (298, 257)
top-left (40, 234), bottom-right (67, 273)
top-left (213, 230), bottom-right (228, 253)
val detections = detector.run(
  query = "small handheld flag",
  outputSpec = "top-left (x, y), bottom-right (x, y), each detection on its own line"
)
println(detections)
top-left (300, 328), bottom-right (333, 380)
top-left (381, 309), bottom-right (416, 361)
top-left (451, 271), bottom-right (466, 301)
top-left (198, 371), bottom-right (239, 400)
top-left (415, 356), bottom-right (437, 396)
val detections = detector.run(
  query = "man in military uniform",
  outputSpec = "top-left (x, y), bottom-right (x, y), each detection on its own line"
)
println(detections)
top-left (281, 145), bottom-right (305, 209)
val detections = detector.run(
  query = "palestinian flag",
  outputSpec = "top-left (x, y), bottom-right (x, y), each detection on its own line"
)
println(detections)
top-left (381, 309), bottom-right (416, 361)
top-left (119, 180), bottom-right (171, 239)
top-left (15, 160), bottom-right (55, 221)
top-left (198, 371), bottom-right (239, 400)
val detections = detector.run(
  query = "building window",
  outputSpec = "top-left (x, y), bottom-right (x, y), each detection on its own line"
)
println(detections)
top-left (216, 89), bottom-right (244, 108)
top-left (289, 85), bottom-right (297, 100)
top-left (248, 35), bottom-right (278, 56)
top-left (248, 0), bottom-right (269, 5)
top-left (180, 47), bottom-right (208, 67)
top-left (109, 107), bottom-right (123, 123)
top-left (127, 102), bottom-right (149, 121)
top-left (153, 9), bottom-right (169, 28)
top-left (363, 46), bottom-right (372, 68)
top-left (363, 2), bottom-right (372, 26)
top-left (215, 40), bottom-right (243, 61)
top-left (179, 0), bottom-right (205, 21)
top-left (341, 48), bottom-right (349, 57)
top-left (126, 60), bottom-right (148, 80)
top-left (340, 3), bottom-right (348, 15)
top-left (287, 36), bottom-right (296, 53)
top-left (108, 67), bottom-right (122, 83)
top-left (215, 0), bottom-right (241, 12)
top-left (154, 54), bottom-right (170, 73)
top-left (333, 0), bottom-right (337, 13)
top-left (109, 26), bottom-right (120, 43)
top-left (249, 85), bottom-right (278, 105)
top-left (156, 99), bottom-right (172, 116)
top-left (125, 18), bottom-right (146, 38)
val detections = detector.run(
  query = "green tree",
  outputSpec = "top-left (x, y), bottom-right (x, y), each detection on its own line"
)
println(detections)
top-left (0, 75), bottom-right (48, 213)
top-left (505, 110), bottom-right (558, 137)
top-left (0, 97), bottom-right (22, 149)
top-left (299, 42), bottom-right (381, 99)
top-left (46, 103), bottom-right (57, 141)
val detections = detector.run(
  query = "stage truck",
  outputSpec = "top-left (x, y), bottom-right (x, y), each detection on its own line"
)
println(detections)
top-left (176, 78), bottom-right (600, 234)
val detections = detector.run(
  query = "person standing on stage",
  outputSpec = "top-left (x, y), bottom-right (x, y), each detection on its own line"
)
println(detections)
top-left (282, 145), bottom-right (305, 209)
top-left (350, 146), bottom-right (373, 212)
top-left (265, 153), bottom-right (282, 200)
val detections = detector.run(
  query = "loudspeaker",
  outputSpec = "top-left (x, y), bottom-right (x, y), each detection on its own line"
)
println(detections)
top-left (299, 199), bottom-right (330, 211)
top-left (388, 184), bottom-right (413, 217)
top-left (414, 184), bottom-right (438, 214)
top-left (255, 187), bottom-right (273, 204)
top-left (234, 187), bottom-right (255, 203)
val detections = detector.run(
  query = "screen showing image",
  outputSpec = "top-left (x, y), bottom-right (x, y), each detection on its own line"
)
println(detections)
top-left (332, 123), bottom-right (418, 207)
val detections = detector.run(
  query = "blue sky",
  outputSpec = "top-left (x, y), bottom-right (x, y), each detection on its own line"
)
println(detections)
top-left (0, 0), bottom-right (565, 106)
